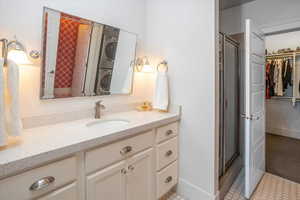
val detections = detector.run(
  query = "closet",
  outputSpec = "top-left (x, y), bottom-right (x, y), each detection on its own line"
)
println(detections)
top-left (265, 31), bottom-right (300, 184)
top-left (266, 51), bottom-right (300, 106)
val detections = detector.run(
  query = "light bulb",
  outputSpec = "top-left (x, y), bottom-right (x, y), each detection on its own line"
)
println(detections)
top-left (141, 64), bottom-right (154, 73)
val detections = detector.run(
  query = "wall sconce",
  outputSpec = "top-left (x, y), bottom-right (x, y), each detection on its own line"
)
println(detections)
top-left (135, 57), bottom-right (154, 73)
top-left (0, 37), bottom-right (40, 65)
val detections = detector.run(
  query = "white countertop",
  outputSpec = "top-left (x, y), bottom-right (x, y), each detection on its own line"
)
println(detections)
top-left (0, 109), bottom-right (180, 179)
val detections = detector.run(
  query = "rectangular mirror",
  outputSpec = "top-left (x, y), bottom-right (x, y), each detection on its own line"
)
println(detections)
top-left (40, 8), bottom-right (137, 99)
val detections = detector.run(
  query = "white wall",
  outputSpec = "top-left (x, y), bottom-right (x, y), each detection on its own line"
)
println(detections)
top-left (221, 0), bottom-right (300, 35)
top-left (145, 0), bottom-right (218, 199)
top-left (266, 31), bottom-right (300, 53)
top-left (0, 0), bottom-right (152, 118)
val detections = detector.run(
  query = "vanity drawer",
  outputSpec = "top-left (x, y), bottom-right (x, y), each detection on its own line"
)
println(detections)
top-left (85, 131), bottom-right (154, 174)
top-left (0, 156), bottom-right (77, 200)
top-left (37, 182), bottom-right (78, 200)
top-left (157, 161), bottom-right (178, 199)
top-left (157, 137), bottom-right (178, 171)
top-left (156, 122), bottom-right (178, 144)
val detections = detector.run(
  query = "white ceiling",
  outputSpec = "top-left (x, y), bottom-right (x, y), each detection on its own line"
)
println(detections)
top-left (221, 0), bottom-right (256, 10)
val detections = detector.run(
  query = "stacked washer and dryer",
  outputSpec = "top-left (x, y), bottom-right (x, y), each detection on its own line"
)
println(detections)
top-left (95, 26), bottom-right (120, 95)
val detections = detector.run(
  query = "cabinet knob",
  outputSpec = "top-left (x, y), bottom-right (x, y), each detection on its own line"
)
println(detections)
top-left (29, 176), bottom-right (55, 191)
top-left (121, 169), bottom-right (127, 174)
top-left (166, 130), bottom-right (173, 136)
top-left (165, 150), bottom-right (173, 157)
top-left (165, 176), bottom-right (173, 183)
top-left (120, 146), bottom-right (133, 155)
top-left (128, 165), bottom-right (135, 171)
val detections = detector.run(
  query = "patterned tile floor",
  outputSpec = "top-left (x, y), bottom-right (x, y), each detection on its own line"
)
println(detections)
top-left (167, 194), bottom-right (186, 200)
top-left (225, 172), bottom-right (300, 200)
top-left (165, 172), bottom-right (300, 200)
top-left (225, 170), bottom-right (246, 200)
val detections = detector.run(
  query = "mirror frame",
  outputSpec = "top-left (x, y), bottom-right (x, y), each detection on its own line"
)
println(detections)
top-left (40, 7), bottom-right (138, 100)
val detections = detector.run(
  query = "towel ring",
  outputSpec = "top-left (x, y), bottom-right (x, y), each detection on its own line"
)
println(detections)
top-left (130, 60), bottom-right (135, 69)
top-left (157, 61), bottom-right (168, 72)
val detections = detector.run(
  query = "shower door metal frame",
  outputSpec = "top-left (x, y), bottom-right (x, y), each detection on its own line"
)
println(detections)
top-left (219, 32), bottom-right (241, 178)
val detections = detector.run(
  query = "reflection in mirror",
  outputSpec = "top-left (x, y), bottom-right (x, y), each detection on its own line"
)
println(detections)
top-left (41, 8), bottom-right (137, 99)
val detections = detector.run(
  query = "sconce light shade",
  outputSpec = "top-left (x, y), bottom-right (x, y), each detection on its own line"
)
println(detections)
top-left (6, 39), bottom-right (32, 65)
top-left (135, 57), bottom-right (154, 73)
top-left (141, 64), bottom-right (154, 73)
top-left (7, 49), bottom-right (32, 65)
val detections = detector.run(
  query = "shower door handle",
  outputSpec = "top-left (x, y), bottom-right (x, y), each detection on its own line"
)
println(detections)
top-left (241, 113), bottom-right (260, 121)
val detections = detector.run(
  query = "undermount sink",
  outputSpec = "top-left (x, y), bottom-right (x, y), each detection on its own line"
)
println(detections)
top-left (86, 119), bottom-right (130, 128)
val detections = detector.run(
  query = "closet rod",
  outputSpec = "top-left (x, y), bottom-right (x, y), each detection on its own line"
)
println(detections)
top-left (266, 56), bottom-right (294, 59)
top-left (266, 51), bottom-right (300, 59)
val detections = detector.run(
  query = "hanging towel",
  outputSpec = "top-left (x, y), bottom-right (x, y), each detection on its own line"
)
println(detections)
top-left (153, 70), bottom-right (169, 111)
top-left (0, 59), bottom-right (7, 146)
top-left (5, 60), bottom-right (22, 137)
top-left (122, 65), bottom-right (134, 94)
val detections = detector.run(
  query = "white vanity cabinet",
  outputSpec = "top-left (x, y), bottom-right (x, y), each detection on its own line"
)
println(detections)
top-left (86, 161), bottom-right (127, 200)
top-left (0, 157), bottom-right (78, 200)
top-left (37, 183), bottom-right (78, 200)
top-left (86, 148), bottom-right (155, 200)
top-left (126, 148), bottom-right (155, 200)
top-left (85, 130), bottom-right (155, 200)
top-left (0, 121), bottom-right (179, 200)
top-left (155, 123), bottom-right (179, 199)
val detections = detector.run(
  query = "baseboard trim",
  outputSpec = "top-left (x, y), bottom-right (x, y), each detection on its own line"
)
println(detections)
top-left (178, 178), bottom-right (218, 200)
top-left (266, 127), bottom-right (300, 140)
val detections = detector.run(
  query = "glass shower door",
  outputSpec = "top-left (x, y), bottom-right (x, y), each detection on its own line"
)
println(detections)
top-left (219, 33), bottom-right (240, 177)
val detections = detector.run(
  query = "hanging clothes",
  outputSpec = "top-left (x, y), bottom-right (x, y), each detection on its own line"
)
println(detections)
top-left (266, 60), bottom-right (276, 98)
top-left (283, 59), bottom-right (293, 89)
top-left (266, 54), bottom-right (295, 98)
top-left (276, 59), bottom-right (284, 96)
top-left (266, 61), bottom-right (271, 99)
top-left (269, 60), bottom-right (276, 96)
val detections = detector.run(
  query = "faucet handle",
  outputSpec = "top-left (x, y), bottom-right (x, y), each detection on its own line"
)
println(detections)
top-left (96, 100), bottom-right (106, 109)
top-left (96, 100), bottom-right (102, 104)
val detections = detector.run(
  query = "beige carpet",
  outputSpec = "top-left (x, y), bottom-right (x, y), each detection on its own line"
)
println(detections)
top-left (225, 172), bottom-right (300, 200)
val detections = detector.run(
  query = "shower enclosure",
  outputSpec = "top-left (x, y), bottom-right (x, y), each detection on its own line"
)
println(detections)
top-left (219, 33), bottom-right (242, 198)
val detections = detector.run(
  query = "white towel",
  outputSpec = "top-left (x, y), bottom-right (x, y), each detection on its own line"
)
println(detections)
top-left (5, 60), bottom-right (22, 137)
top-left (0, 59), bottom-right (7, 146)
top-left (153, 71), bottom-right (169, 111)
top-left (122, 65), bottom-right (134, 94)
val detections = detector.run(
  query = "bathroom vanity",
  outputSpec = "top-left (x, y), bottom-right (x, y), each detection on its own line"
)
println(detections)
top-left (0, 108), bottom-right (180, 200)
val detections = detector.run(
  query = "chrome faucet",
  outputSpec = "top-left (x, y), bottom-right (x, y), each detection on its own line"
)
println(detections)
top-left (95, 100), bottom-right (106, 119)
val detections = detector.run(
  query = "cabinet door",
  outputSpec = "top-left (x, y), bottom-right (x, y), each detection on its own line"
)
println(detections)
top-left (86, 161), bottom-right (126, 200)
top-left (127, 148), bottom-right (155, 200)
top-left (37, 183), bottom-right (78, 200)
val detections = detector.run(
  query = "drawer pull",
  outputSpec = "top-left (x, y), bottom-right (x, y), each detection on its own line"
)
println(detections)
top-left (29, 176), bottom-right (55, 191)
top-left (165, 150), bottom-right (173, 157)
top-left (120, 146), bottom-right (133, 155)
top-left (166, 130), bottom-right (173, 136)
top-left (165, 176), bottom-right (173, 183)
